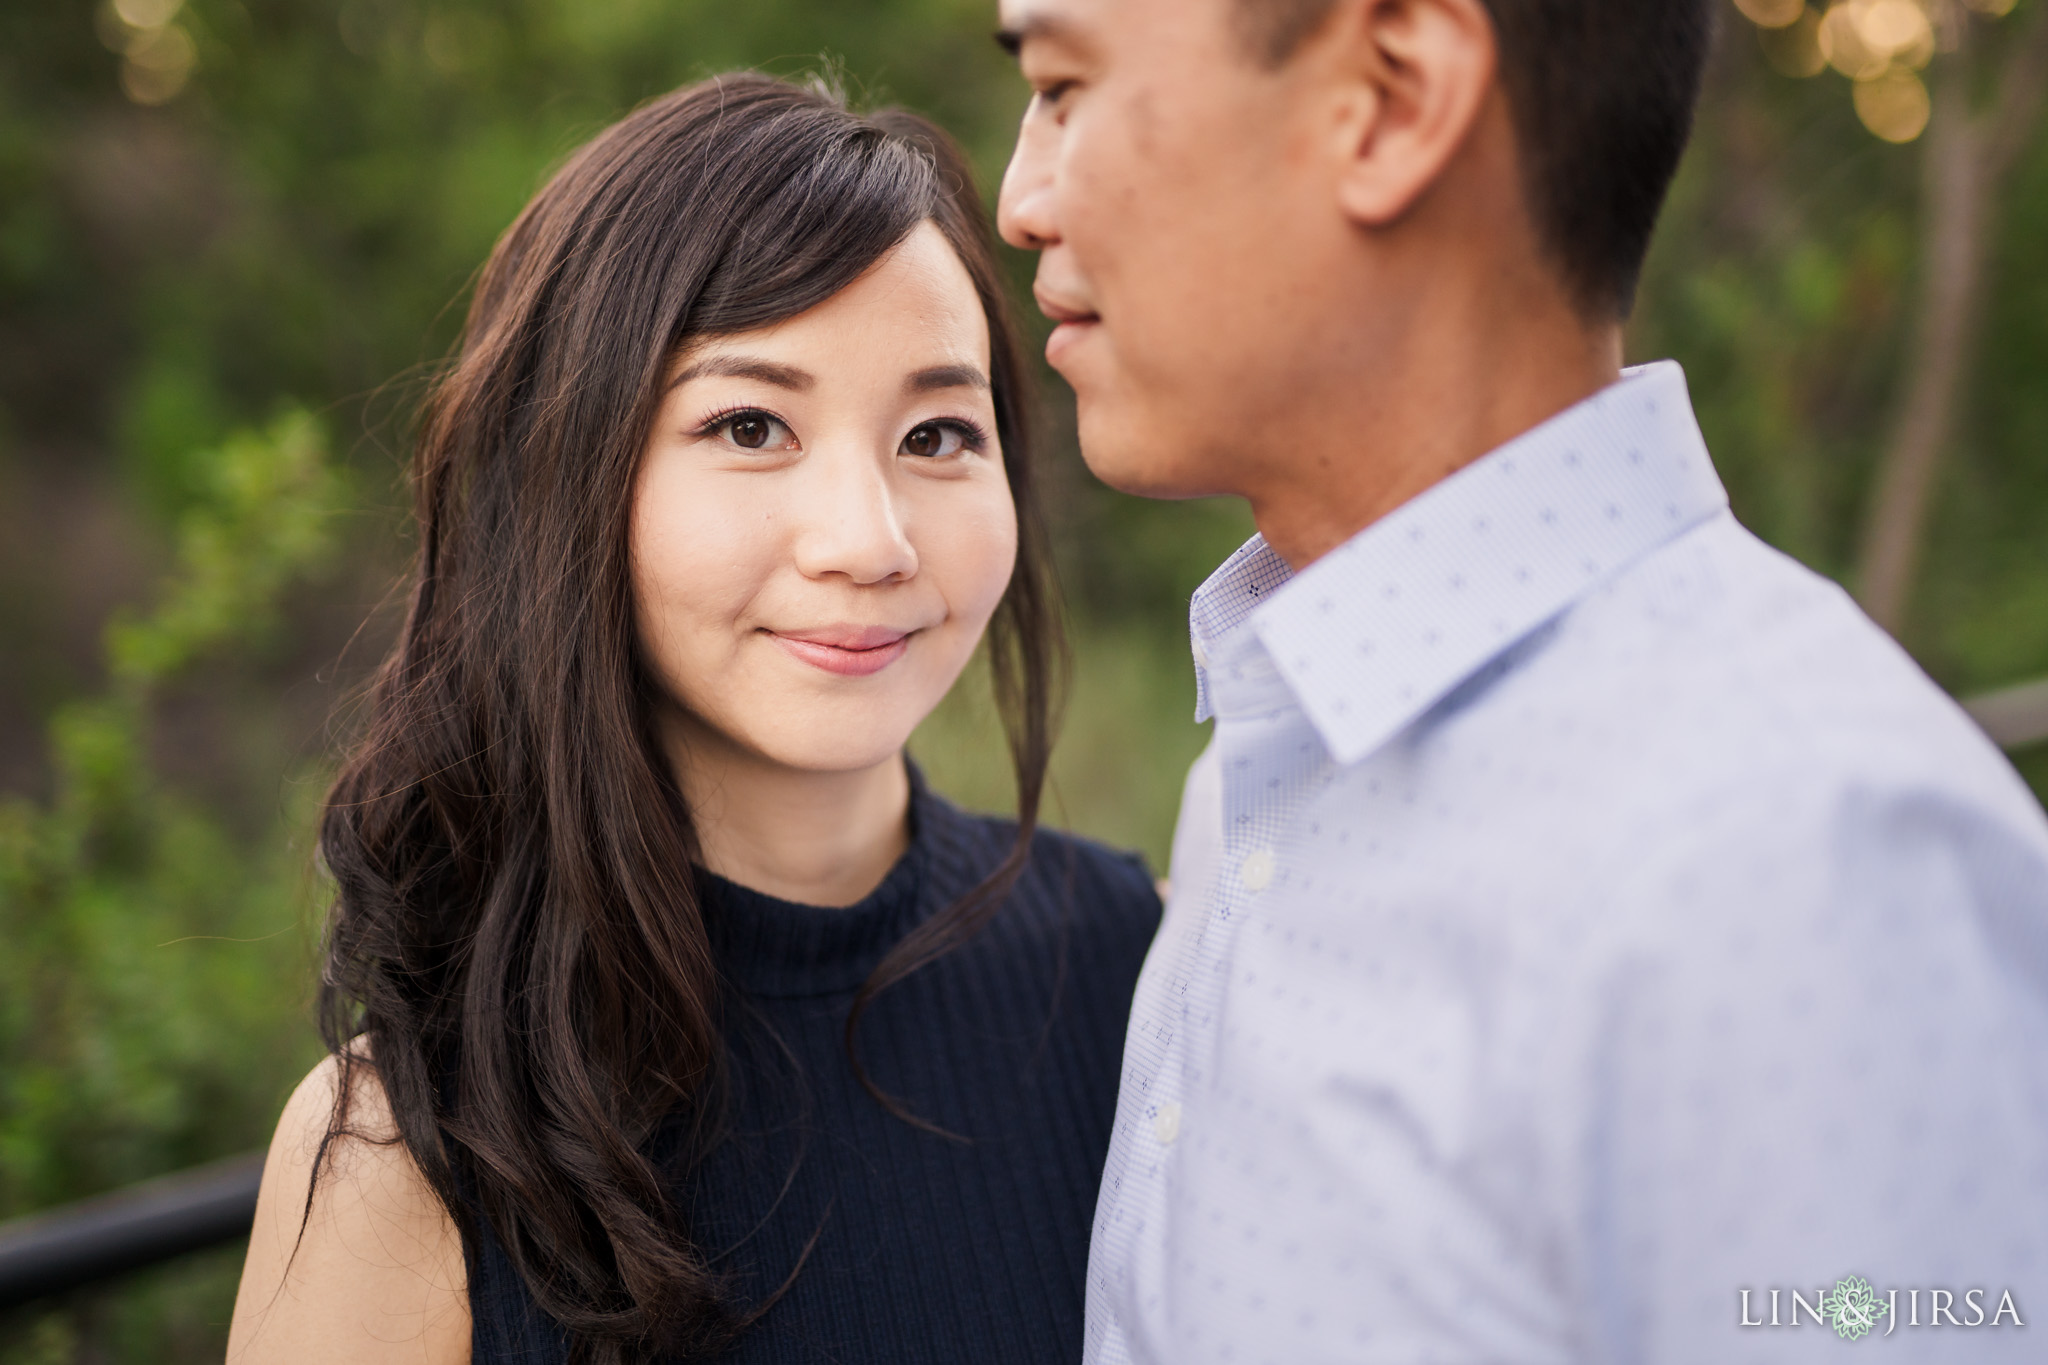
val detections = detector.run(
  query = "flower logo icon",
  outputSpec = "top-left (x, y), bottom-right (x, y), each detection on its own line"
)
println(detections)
top-left (1822, 1275), bottom-right (1889, 1341)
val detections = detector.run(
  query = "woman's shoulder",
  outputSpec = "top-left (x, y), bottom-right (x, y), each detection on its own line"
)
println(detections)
top-left (228, 1048), bottom-right (469, 1364)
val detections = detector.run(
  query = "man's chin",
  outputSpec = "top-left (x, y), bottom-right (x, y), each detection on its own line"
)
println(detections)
top-left (1074, 406), bottom-right (1220, 501)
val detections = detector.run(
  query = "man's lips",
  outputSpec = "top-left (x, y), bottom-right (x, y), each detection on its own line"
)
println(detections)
top-left (1034, 291), bottom-right (1099, 326)
top-left (767, 626), bottom-right (913, 677)
top-left (1034, 290), bottom-right (1100, 328)
top-left (1037, 295), bottom-right (1101, 368)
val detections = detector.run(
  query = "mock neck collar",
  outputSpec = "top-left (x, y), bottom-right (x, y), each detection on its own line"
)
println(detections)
top-left (700, 763), bottom-right (959, 999)
top-left (1191, 361), bottom-right (1729, 764)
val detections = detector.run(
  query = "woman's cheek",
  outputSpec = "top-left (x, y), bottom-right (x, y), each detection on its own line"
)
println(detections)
top-left (631, 462), bottom-right (776, 686)
top-left (932, 474), bottom-right (1019, 628)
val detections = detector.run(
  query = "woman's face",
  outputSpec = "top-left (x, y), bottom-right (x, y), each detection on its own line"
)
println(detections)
top-left (631, 222), bottom-right (1018, 779)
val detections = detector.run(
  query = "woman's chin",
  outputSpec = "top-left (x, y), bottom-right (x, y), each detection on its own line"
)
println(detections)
top-left (761, 739), bottom-right (914, 779)
top-left (704, 658), bottom-right (958, 777)
top-left (729, 712), bottom-right (920, 779)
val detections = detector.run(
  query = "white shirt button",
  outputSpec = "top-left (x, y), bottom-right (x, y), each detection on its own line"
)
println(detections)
top-left (1239, 848), bottom-right (1275, 892)
top-left (1192, 638), bottom-right (1210, 669)
top-left (1153, 1102), bottom-right (1182, 1146)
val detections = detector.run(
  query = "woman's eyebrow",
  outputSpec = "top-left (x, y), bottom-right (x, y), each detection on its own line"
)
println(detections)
top-left (667, 356), bottom-right (814, 392)
top-left (906, 364), bottom-right (990, 394)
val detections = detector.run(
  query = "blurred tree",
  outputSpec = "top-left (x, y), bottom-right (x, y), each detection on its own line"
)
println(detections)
top-left (1636, 0), bottom-right (2047, 750)
top-left (1722, 0), bottom-right (2048, 633)
top-left (0, 412), bottom-right (339, 1361)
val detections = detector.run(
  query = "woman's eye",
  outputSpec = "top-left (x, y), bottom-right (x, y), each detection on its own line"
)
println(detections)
top-left (716, 411), bottom-right (793, 451)
top-left (900, 422), bottom-right (970, 460)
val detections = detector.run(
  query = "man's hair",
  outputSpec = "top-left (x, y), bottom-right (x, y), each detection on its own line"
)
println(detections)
top-left (1236, 0), bottom-right (1715, 319)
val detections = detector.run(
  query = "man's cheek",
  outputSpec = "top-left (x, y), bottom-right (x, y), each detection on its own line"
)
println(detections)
top-left (1067, 115), bottom-right (1147, 227)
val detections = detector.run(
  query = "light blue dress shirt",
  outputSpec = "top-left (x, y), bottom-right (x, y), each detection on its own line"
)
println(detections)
top-left (1085, 362), bottom-right (2048, 1364)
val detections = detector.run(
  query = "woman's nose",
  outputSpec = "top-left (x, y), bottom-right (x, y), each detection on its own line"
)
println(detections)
top-left (789, 447), bottom-right (919, 586)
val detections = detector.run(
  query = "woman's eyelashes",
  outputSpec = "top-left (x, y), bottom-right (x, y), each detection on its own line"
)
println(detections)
top-left (691, 409), bottom-right (987, 460)
top-left (698, 408), bottom-right (798, 452)
top-left (899, 419), bottom-right (988, 460)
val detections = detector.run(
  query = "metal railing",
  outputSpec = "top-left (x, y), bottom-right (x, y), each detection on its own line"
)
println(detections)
top-left (0, 1152), bottom-right (264, 1310)
top-left (1965, 676), bottom-right (2048, 752)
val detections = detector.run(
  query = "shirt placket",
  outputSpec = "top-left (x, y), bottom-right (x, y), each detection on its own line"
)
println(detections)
top-left (1155, 664), bottom-right (1332, 1156)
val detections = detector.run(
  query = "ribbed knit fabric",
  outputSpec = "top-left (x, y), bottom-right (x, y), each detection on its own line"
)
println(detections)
top-left (466, 773), bottom-right (1161, 1364)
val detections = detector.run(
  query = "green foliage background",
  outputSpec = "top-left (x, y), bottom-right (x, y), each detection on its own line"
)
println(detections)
top-left (0, 0), bottom-right (2042, 1358)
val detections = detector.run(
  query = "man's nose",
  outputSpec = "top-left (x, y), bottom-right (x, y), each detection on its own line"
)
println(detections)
top-left (998, 106), bottom-right (1059, 251)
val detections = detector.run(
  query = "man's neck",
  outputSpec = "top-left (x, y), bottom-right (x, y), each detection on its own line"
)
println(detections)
top-left (659, 710), bottom-right (912, 908)
top-left (1246, 284), bottom-right (1624, 573)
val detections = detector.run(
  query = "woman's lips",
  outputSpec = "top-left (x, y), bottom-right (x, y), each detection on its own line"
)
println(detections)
top-left (767, 626), bottom-right (912, 677)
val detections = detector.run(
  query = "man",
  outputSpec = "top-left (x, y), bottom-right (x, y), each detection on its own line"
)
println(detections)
top-left (995, 0), bottom-right (2048, 1361)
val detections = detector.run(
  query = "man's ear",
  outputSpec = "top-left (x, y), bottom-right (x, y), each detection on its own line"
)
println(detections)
top-left (1318, 0), bottom-right (1498, 228)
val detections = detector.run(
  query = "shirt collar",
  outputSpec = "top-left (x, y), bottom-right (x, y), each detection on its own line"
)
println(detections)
top-left (1189, 534), bottom-right (1297, 723)
top-left (1190, 360), bottom-right (1729, 764)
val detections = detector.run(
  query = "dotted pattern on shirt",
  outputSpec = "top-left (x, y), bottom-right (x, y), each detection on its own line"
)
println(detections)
top-left (1084, 362), bottom-right (2048, 1365)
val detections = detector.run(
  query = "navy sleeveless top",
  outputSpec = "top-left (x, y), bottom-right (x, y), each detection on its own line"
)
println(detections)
top-left (465, 777), bottom-right (1161, 1363)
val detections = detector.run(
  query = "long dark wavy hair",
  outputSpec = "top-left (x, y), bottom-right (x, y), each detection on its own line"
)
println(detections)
top-left (315, 74), bottom-right (1061, 1363)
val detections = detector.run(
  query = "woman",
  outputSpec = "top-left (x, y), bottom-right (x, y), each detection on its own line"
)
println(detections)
top-left (227, 75), bottom-right (1160, 1365)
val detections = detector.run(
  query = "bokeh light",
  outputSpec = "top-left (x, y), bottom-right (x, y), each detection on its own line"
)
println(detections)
top-left (1859, 0), bottom-right (1935, 66)
top-left (1735, 0), bottom-right (1808, 26)
top-left (112, 0), bottom-right (183, 28)
top-left (119, 26), bottom-right (196, 104)
top-left (1749, 0), bottom-right (1962, 143)
top-left (1821, 4), bottom-right (1895, 79)
top-left (1854, 65), bottom-right (1934, 142)
top-left (97, 0), bottom-right (196, 105)
top-left (1759, 8), bottom-right (1829, 76)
